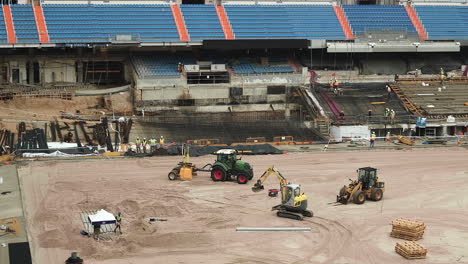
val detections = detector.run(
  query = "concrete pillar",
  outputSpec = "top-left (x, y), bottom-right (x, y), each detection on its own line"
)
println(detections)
top-left (28, 61), bottom-right (34, 84)
top-left (76, 61), bottom-right (83, 83)
top-left (441, 125), bottom-right (449, 136)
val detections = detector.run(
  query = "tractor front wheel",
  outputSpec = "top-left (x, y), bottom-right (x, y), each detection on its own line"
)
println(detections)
top-left (236, 174), bottom-right (248, 184)
top-left (371, 188), bottom-right (383, 201)
top-left (353, 190), bottom-right (366, 204)
top-left (211, 166), bottom-right (226, 182)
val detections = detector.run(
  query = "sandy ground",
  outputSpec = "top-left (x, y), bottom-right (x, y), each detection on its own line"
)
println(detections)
top-left (18, 148), bottom-right (468, 264)
top-left (0, 91), bottom-right (132, 123)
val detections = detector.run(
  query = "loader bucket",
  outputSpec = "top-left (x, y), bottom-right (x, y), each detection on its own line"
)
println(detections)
top-left (252, 183), bottom-right (264, 192)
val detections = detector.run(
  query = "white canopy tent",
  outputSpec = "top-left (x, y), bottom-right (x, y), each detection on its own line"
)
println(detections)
top-left (88, 209), bottom-right (116, 225)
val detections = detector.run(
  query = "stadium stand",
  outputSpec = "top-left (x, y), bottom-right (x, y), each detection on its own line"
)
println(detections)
top-left (223, 5), bottom-right (346, 40)
top-left (0, 4), bottom-right (465, 44)
top-left (342, 5), bottom-right (418, 36)
top-left (180, 5), bottom-right (225, 41)
top-left (42, 4), bottom-right (179, 43)
top-left (413, 5), bottom-right (468, 40)
top-left (132, 53), bottom-right (196, 77)
top-left (11, 5), bottom-right (39, 43)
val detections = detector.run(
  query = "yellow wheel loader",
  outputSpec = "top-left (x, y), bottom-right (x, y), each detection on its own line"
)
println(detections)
top-left (252, 166), bottom-right (313, 220)
top-left (337, 167), bottom-right (385, 205)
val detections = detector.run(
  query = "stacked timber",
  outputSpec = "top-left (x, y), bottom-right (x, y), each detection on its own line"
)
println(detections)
top-left (391, 218), bottom-right (425, 240)
top-left (395, 241), bottom-right (427, 259)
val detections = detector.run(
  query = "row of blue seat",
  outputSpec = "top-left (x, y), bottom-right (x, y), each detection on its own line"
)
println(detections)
top-left (180, 5), bottom-right (223, 40)
top-left (414, 6), bottom-right (468, 40)
top-left (11, 6), bottom-right (39, 43)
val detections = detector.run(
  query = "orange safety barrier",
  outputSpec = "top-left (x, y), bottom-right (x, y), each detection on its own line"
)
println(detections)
top-left (405, 6), bottom-right (428, 41)
top-left (215, 5), bottom-right (234, 40)
top-left (33, 5), bottom-right (49, 43)
top-left (170, 4), bottom-right (189, 42)
top-left (333, 6), bottom-right (354, 40)
top-left (2, 6), bottom-right (16, 44)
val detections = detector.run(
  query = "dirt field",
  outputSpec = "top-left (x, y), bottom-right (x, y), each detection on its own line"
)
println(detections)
top-left (18, 148), bottom-right (468, 264)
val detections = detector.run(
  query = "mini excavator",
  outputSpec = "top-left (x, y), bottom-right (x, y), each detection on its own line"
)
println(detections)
top-left (252, 166), bottom-right (313, 220)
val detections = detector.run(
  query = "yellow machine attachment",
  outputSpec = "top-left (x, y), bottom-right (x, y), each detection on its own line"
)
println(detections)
top-left (168, 144), bottom-right (195, 181)
top-left (252, 166), bottom-right (313, 220)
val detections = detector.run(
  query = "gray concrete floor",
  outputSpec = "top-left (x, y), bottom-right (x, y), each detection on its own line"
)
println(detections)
top-left (0, 164), bottom-right (29, 264)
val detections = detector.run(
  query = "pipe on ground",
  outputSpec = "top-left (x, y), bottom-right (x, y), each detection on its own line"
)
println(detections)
top-left (236, 227), bottom-right (311, 232)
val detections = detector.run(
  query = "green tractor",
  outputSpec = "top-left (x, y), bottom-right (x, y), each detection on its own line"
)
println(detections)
top-left (210, 149), bottom-right (253, 184)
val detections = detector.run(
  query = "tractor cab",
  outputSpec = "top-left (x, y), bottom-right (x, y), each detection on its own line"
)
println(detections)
top-left (215, 149), bottom-right (237, 169)
top-left (357, 167), bottom-right (384, 190)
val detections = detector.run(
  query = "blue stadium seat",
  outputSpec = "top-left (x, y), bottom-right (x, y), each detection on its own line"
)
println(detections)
top-left (342, 5), bottom-right (417, 36)
top-left (180, 4), bottom-right (225, 40)
top-left (11, 5), bottom-right (39, 43)
top-left (414, 5), bottom-right (468, 40)
top-left (224, 5), bottom-right (346, 40)
top-left (232, 57), bottom-right (294, 75)
top-left (132, 53), bottom-right (196, 77)
top-left (42, 4), bottom-right (180, 43)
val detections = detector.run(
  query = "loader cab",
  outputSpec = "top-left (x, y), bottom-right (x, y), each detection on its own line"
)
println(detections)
top-left (358, 167), bottom-right (378, 190)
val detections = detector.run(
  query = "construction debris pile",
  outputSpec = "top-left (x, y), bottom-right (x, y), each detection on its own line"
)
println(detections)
top-left (391, 218), bottom-right (425, 240)
top-left (395, 241), bottom-right (427, 259)
top-left (0, 129), bottom-right (15, 155)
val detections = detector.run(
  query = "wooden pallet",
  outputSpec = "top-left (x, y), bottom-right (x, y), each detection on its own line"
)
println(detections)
top-left (391, 232), bottom-right (424, 241)
top-left (392, 218), bottom-right (425, 229)
top-left (395, 241), bottom-right (427, 259)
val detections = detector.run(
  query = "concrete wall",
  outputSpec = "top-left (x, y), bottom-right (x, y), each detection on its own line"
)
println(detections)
top-left (231, 73), bottom-right (306, 85)
top-left (136, 103), bottom-right (299, 113)
top-left (42, 59), bottom-right (76, 83)
top-left (330, 125), bottom-right (370, 142)
top-left (140, 85), bottom-right (229, 101)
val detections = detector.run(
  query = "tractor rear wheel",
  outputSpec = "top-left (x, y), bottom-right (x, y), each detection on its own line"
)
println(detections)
top-left (211, 166), bottom-right (226, 182)
top-left (236, 174), bottom-right (248, 184)
top-left (353, 190), bottom-right (366, 204)
top-left (371, 188), bottom-right (383, 201)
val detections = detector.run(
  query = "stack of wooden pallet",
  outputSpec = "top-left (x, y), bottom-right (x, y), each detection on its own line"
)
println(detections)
top-left (391, 218), bottom-right (425, 240)
top-left (395, 241), bottom-right (427, 259)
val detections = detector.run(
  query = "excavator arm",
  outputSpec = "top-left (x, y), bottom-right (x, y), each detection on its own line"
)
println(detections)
top-left (252, 166), bottom-right (288, 192)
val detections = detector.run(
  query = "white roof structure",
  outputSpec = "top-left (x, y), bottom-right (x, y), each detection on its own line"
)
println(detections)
top-left (215, 149), bottom-right (236, 155)
top-left (88, 209), bottom-right (116, 224)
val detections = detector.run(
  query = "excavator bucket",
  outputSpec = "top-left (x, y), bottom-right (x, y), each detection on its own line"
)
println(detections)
top-left (252, 182), bottom-right (264, 192)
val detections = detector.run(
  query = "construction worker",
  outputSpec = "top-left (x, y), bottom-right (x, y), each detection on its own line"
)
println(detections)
top-left (142, 138), bottom-right (148, 153)
top-left (159, 136), bottom-right (165, 148)
top-left (149, 137), bottom-right (157, 152)
top-left (93, 223), bottom-right (101, 241)
top-left (384, 108), bottom-right (390, 119)
top-left (386, 131), bottom-right (391, 142)
top-left (135, 137), bottom-right (141, 153)
top-left (370, 131), bottom-right (376, 148)
top-left (439, 68), bottom-right (446, 84)
top-left (390, 109), bottom-right (396, 124)
top-left (114, 212), bottom-right (122, 234)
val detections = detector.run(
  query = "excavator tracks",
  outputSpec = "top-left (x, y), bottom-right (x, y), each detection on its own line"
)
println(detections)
top-left (276, 209), bottom-right (313, 221)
